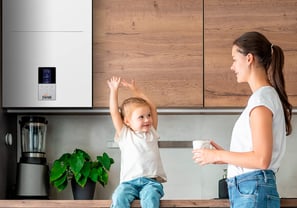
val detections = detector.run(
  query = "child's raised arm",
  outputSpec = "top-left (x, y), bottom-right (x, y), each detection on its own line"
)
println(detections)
top-left (107, 76), bottom-right (123, 137)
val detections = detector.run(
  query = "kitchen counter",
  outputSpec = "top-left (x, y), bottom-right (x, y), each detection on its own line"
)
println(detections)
top-left (0, 199), bottom-right (296, 208)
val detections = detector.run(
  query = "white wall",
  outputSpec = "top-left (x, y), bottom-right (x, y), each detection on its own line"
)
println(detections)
top-left (35, 113), bottom-right (297, 199)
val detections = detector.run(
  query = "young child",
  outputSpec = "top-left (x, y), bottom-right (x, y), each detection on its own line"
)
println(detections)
top-left (107, 76), bottom-right (167, 208)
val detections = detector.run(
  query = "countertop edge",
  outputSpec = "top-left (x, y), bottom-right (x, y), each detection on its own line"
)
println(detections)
top-left (0, 199), bottom-right (296, 208)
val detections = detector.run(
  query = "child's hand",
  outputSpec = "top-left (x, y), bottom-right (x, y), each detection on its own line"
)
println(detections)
top-left (121, 79), bottom-right (137, 92)
top-left (107, 76), bottom-right (121, 90)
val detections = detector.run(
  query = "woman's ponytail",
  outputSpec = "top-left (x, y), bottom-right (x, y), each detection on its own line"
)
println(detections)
top-left (270, 45), bottom-right (292, 136)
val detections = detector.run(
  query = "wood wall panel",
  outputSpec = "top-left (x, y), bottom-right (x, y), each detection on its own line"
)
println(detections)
top-left (93, 0), bottom-right (203, 108)
top-left (204, 0), bottom-right (297, 107)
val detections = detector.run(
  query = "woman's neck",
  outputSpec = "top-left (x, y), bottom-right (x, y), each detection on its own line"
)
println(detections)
top-left (248, 66), bottom-right (271, 92)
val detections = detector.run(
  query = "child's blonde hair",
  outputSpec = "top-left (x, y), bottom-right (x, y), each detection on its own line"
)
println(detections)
top-left (120, 97), bottom-right (150, 120)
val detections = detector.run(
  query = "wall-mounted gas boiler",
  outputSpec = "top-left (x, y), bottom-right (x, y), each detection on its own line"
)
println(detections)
top-left (2, 0), bottom-right (92, 108)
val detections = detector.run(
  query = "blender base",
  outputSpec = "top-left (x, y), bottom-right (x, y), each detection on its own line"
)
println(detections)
top-left (16, 163), bottom-right (49, 199)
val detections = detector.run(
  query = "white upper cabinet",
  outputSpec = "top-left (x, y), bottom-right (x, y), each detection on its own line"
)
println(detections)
top-left (2, 0), bottom-right (92, 108)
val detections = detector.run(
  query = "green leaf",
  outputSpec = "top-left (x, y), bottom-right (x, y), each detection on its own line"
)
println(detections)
top-left (58, 153), bottom-right (71, 162)
top-left (53, 174), bottom-right (68, 192)
top-left (75, 149), bottom-right (91, 161)
top-left (81, 161), bottom-right (91, 178)
top-left (89, 168), bottom-right (99, 183)
top-left (97, 168), bottom-right (108, 186)
top-left (97, 152), bottom-right (114, 171)
top-left (101, 171), bottom-right (108, 185)
top-left (69, 152), bottom-right (84, 175)
top-left (73, 171), bottom-right (82, 182)
top-left (52, 173), bottom-right (67, 190)
top-left (50, 160), bottom-right (67, 182)
top-left (76, 174), bottom-right (88, 187)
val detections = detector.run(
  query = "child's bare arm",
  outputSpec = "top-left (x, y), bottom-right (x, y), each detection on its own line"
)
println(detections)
top-left (107, 76), bottom-right (123, 137)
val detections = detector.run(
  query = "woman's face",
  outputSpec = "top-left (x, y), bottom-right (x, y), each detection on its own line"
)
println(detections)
top-left (231, 45), bottom-right (250, 83)
top-left (124, 105), bottom-right (152, 133)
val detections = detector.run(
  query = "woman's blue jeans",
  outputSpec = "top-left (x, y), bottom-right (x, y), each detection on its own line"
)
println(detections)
top-left (111, 177), bottom-right (164, 208)
top-left (227, 170), bottom-right (280, 208)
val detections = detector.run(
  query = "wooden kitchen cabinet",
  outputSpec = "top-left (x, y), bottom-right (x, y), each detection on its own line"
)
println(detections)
top-left (204, 0), bottom-right (297, 107)
top-left (93, 0), bottom-right (203, 108)
top-left (93, 0), bottom-right (297, 109)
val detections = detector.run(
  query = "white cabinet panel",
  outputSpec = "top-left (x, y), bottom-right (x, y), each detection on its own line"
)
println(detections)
top-left (2, 0), bottom-right (92, 108)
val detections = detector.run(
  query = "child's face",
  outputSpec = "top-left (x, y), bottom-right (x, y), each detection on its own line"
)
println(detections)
top-left (124, 105), bottom-right (152, 133)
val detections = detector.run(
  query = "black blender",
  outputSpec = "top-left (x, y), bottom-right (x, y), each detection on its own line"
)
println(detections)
top-left (16, 116), bottom-right (49, 199)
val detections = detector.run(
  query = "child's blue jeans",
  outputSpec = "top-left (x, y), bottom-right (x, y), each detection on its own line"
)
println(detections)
top-left (111, 177), bottom-right (164, 208)
top-left (227, 170), bottom-right (280, 208)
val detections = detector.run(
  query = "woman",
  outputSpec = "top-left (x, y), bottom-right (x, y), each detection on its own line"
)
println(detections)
top-left (193, 31), bottom-right (292, 208)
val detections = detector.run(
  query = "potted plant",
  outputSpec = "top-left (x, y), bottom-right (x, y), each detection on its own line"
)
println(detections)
top-left (49, 148), bottom-right (114, 199)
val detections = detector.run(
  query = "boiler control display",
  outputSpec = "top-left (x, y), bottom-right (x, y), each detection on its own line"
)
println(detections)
top-left (38, 67), bottom-right (56, 101)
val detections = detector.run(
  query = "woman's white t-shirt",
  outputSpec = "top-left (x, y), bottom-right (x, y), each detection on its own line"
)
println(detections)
top-left (115, 125), bottom-right (167, 183)
top-left (227, 86), bottom-right (286, 178)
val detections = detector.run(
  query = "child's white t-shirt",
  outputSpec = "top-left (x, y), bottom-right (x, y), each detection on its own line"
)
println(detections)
top-left (115, 125), bottom-right (167, 183)
top-left (228, 86), bottom-right (286, 178)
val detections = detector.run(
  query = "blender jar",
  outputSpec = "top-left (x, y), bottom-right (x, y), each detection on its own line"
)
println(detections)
top-left (20, 116), bottom-right (48, 158)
